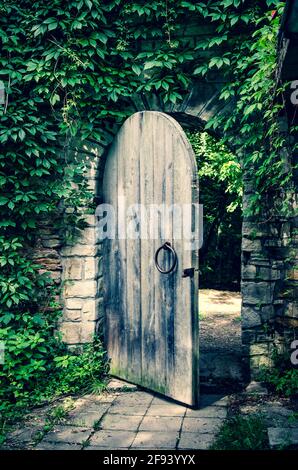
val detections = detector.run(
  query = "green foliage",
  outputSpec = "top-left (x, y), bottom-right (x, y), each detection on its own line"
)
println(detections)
top-left (258, 351), bottom-right (298, 397)
top-left (51, 340), bottom-right (108, 396)
top-left (200, 1), bottom-right (295, 216)
top-left (188, 132), bottom-right (242, 212)
top-left (188, 131), bottom-right (242, 289)
top-left (211, 414), bottom-right (269, 450)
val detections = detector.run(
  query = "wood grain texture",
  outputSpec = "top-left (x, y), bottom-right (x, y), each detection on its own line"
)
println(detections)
top-left (103, 111), bottom-right (199, 406)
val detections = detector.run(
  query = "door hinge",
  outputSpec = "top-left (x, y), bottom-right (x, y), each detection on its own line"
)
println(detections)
top-left (182, 268), bottom-right (195, 278)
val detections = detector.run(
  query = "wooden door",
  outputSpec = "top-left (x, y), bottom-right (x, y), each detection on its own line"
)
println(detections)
top-left (102, 111), bottom-right (199, 406)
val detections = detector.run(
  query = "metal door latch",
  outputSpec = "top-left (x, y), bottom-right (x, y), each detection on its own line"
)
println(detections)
top-left (182, 268), bottom-right (195, 278)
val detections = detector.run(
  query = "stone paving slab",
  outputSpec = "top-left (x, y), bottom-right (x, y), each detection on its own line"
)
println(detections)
top-left (131, 431), bottom-right (179, 449)
top-left (68, 410), bottom-right (108, 428)
top-left (100, 414), bottom-right (143, 431)
top-left (268, 427), bottom-right (298, 449)
top-left (178, 432), bottom-right (216, 450)
top-left (109, 403), bottom-right (148, 416)
top-left (113, 392), bottom-right (154, 407)
top-left (186, 406), bottom-right (227, 419)
top-left (42, 426), bottom-right (91, 445)
top-left (140, 416), bottom-right (183, 432)
top-left (182, 417), bottom-right (222, 434)
top-left (146, 404), bottom-right (186, 416)
top-left (3, 383), bottom-right (232, 451)
top-left (89, 430), bottom-right (136, 448)
top-left (5, 425), bottom-right (44, 445)
top-left (35, 442), bottom-right (82, 450)
top-left (151, 396), bottom-right (177, 405)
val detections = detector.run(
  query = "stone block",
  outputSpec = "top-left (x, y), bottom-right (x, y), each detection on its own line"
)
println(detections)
top-left (41, 238), bottom-right (62, 249)
top-left (258, 267), bottom-right (281, 280)
top-left (84, 257), bottom-right (98, 280)
top-left (65, 298), bottom-right (83, 310)
top-left (78, 228), bottom-right (96, 245)
top-left (249, 343), bottom-right (270, 356)
top-left (250, 353), bottom-right (273, 370)
top-left (61, 245), bottom-right (99, 257)
top-left (260, 305), bottom-right (274, 321)
top-left (81, 299), bottom-right (97, 321)
top-left (64, 280), bottom-right (97, 298)
top-left (242, 222), bottom-right (267, 238)
top-left (241, 306), bottom-right (262, 328)
top-left (242, 264), bottom-right (257, 279)
top-left (64, 258), bottom-right (83, 280)
top-left (242, 238), bottom-right (262, 252)
top-left (60, 322), bottom-right (80, 344)
top-left (284, 302), bottom-right (298, 318)
top-left (80, 322), bottom-right (96, 343)
top-left (64, 309), bottom-right (81, 322)
top-left (286, 269), bottom-right (298, 281)
top-left (242, 282), bottom-right (273, 305)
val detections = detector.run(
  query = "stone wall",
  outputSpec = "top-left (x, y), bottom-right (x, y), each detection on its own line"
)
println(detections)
top-left (241, 174), bottom-right (297, 376)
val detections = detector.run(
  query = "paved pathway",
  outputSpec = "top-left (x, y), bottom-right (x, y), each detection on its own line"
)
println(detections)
top-left (4, 380), bottom-right (228, 450)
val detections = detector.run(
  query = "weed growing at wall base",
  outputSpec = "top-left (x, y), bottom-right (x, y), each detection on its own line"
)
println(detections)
top-left (0, 338), bottom-right (108, 446)
top-left (211, 415), bottom-right (269, 450)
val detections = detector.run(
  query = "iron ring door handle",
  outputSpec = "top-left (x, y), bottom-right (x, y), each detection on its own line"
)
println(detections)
top-left (154, 241), bottom-right (177, 274)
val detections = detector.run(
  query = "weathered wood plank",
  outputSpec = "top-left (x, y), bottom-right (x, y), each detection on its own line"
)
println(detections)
top-left (102, 134), bottom-right (120, 376)
top-left (173, 131), bottom-right (197, 405)
top-left (116, 123), bottom-right (129, 379)
top-left (124, 116), bottom-right (142, 384)
top-left (140, 112), bottom-right (157, 391)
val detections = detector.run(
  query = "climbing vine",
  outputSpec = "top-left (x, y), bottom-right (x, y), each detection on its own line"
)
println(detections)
top-left (0, 0), bottom-right (295, 427)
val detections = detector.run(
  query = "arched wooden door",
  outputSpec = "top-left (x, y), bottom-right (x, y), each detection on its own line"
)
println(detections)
top-left (102, 111), bottom-right (199, 406)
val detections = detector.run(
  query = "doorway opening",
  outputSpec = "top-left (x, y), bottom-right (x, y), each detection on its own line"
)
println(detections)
top-left (187, 131), bottom-right (244, 391)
